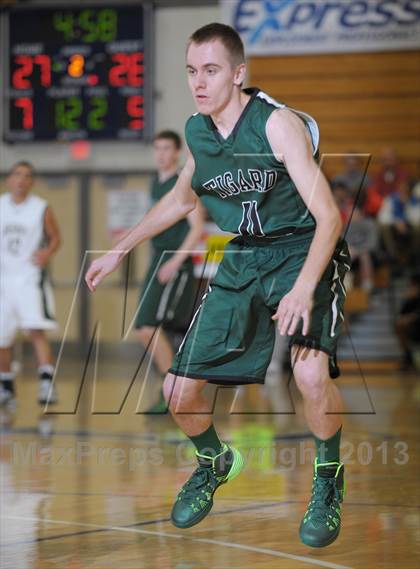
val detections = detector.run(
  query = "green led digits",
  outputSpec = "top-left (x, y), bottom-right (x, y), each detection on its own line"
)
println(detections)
top-left (55, 97), bottom-right (82, 130)
top-left (53, 9), bottom-right (117, 43)
top-left (53, 12), bottom-right (74, 41)
top-left (98, 9), bottom-right (117, 42)
top-left (79, 9), bottom-right (97, 43)
top-left (87, 97), bottom-right (108, 130)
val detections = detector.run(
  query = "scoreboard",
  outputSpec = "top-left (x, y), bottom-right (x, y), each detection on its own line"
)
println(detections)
top-left (4, 4), bottom-right (152, 142)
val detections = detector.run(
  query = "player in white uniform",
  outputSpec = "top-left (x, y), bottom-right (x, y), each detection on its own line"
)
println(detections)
top-left (0, 162), bottom-right (61, 406)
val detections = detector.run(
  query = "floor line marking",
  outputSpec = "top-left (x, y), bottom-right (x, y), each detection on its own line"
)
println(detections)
top-left (1, 515), bottom-right (354, 569)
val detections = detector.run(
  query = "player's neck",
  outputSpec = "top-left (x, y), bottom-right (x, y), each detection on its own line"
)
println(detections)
top-left (210, 90), bottom-right (250, 139)
top-left (10, 192), bottom-right (29, 204)
top-left (158, 166), bottom-right (178, 183)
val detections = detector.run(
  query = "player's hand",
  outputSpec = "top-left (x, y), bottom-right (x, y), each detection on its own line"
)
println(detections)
top-left (272, 284), bottom-right (314, 336)
top-left (32, 248), bottom-right (50, 267)
top-left (157, 257), bottom-right (181, 284)
top-left (85, 251), bottom-right (124, 292)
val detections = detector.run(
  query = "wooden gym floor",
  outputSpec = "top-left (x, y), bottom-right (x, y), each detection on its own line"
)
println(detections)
top-left (0, 358), bottom-right (419, 569)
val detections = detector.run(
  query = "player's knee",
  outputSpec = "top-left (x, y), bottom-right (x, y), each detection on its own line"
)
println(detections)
top-left (28, 329), bottom-right (46, 339)
top-left (294, 367), bottom-right (326, 399)
top-left (163, 373), bottom-right (176, 405)
top-left (163, 374), bottom-right (202, 412)
top-left (137, 326), bottom-right (156, 345)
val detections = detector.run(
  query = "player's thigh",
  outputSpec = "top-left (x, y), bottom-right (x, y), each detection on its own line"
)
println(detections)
top-left (289, 240), bottom-right (350, 357)
top-left (163, 372), bottom-right (208, 404)
top-left (18, 276), bottom-right (56, 330)
top-left (0, 285), bottom-right (18, 348)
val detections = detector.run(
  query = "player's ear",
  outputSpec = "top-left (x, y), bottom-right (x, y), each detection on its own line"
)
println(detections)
top-left (233, 63), bottom-right (246, 86)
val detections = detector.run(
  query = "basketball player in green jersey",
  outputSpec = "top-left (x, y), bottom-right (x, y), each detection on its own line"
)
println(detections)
top-left (135, 130), bottom-right (204, 413)
top-left (86, 23), bottom-right (349, 548)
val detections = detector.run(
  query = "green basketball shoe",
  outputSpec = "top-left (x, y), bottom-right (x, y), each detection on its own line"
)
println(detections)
top-left (171, 443), bottom-right (244, 529)
top-left (299, 459), bottom-right (345, 548)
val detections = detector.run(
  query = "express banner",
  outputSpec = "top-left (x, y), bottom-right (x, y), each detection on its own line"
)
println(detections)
top-left (222, 0), bottom-right (420, 55)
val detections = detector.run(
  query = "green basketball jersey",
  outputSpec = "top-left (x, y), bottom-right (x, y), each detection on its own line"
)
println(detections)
top-left (185, 88), bottom-right (319, 237)
top-left (151, 173), bottom-right (189, 250)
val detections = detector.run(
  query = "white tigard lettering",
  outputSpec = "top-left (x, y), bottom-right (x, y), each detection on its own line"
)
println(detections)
top-left (224, 172), bottom-right (241, 195)
top-left (264, 171), bottom-right (278, 192)
top-left (203, 179), bottom-right (230, 198)
top-left (248, 169), bottom-right (264, 191)
top-left (215, 175), bottom-right (234, 197)
top-left (237, 169), bottom-right (254, 192)
top-left (203, 169), bottom-right (277, 198)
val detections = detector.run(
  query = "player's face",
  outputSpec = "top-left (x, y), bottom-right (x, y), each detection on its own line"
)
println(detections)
top-left (186, 40), bottom-right (244, 115)
top-left (7, 166), bottom-right (33, 199)
top-left (153, 139), bottom-right (180, 171)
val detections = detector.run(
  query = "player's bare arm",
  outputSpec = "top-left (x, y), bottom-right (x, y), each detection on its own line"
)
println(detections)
top-left (85, 152), bottom-right (197, 291)
top-left (266, 109), bottom-right (343, 336)
top-left (33, 206), bottom-right (61, 267)
top-left (157, 200), bottom-right (205, 284)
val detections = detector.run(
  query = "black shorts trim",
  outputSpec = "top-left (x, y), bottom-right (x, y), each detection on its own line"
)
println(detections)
top-left (39, 270), bottom-right (54, 321)
top-left (167, 368), bottom-right (264, 386)
top-left (289, 336), bottom-right (333, 356)
top-left (289, 337), bottom-right (340, 379)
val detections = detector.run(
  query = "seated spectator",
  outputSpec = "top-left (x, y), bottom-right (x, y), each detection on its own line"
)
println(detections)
top-left (332, 153), bottom-right (371, 205)
top-left (395, 272), bottom-right (420, 370)
top-left (364, 148), bottom-right (410, 218)
top-left (378, 181), bottom-right (420, 271)
top-left (331, 180), bottom-right (352, 225)
top-left (345, 206), bottom-right (379, 292)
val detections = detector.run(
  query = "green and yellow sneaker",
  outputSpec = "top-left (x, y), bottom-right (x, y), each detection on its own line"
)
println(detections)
top-left (171, 443), bottom-right (244, 529)
top-left (299, 459), bottom-right (345, 548)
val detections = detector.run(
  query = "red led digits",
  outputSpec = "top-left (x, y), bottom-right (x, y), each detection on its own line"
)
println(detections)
top-left (34, 55), bottom-right (51, 87)
top-left (109, 52), bottom-right (144, 87)
top-left (126, 95), bottom-right (144, 129)
top-left (14, 98), bottom-right (33, 129)
top-left (129, 53), bottom-right (144, 87)
top-left (12, 56), bottom-right (33, 89)
top-left (12, 55), bottom-right (51, 88)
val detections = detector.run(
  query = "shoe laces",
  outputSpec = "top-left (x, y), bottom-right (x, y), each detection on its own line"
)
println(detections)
top-left (308, 475), bottom-right (341, 523)
top-left (179, 466), bottom-right (217, 502)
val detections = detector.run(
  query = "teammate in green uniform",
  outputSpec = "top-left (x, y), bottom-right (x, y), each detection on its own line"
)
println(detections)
top-left (86, 23), bottom-right (349, 548)
top-left (135, 130), bottom-right (204, 413)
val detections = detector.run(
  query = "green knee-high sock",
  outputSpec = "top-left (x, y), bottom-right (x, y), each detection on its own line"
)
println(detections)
top-left (189, 424), bottom-right (224, 458)
top-left (314, 426), bottom-right (342, 463)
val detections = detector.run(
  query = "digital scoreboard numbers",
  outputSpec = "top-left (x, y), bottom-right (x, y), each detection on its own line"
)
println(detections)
top-left (5, 5), bottom-right (152, 142)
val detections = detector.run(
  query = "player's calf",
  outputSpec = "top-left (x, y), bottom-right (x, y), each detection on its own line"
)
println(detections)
top-left (38, 364), bottom-right (58, 406)
top-left (0, 372), bottom-right (16, 408)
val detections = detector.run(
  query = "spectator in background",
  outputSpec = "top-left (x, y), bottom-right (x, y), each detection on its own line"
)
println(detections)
top-left (364, 147), bottom-right (409, 217)
top-left (378, 180), bottom-right (420, 272)
top-left (345, 206), bottom-right (379, 292)
top-left (375, 147), bottom-right (409, 198)
top-left (332, 153), bottom-right (371, 205)
top-left (395, 272), bottom-right (420, 370)
top-left (331, 180), bottom-right (352, 226)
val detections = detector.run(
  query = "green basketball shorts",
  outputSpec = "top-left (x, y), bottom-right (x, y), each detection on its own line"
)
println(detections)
top-left (169, 231), bottom-right (350, 385)
top-left (135, 250), bottom-right (196, 330)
